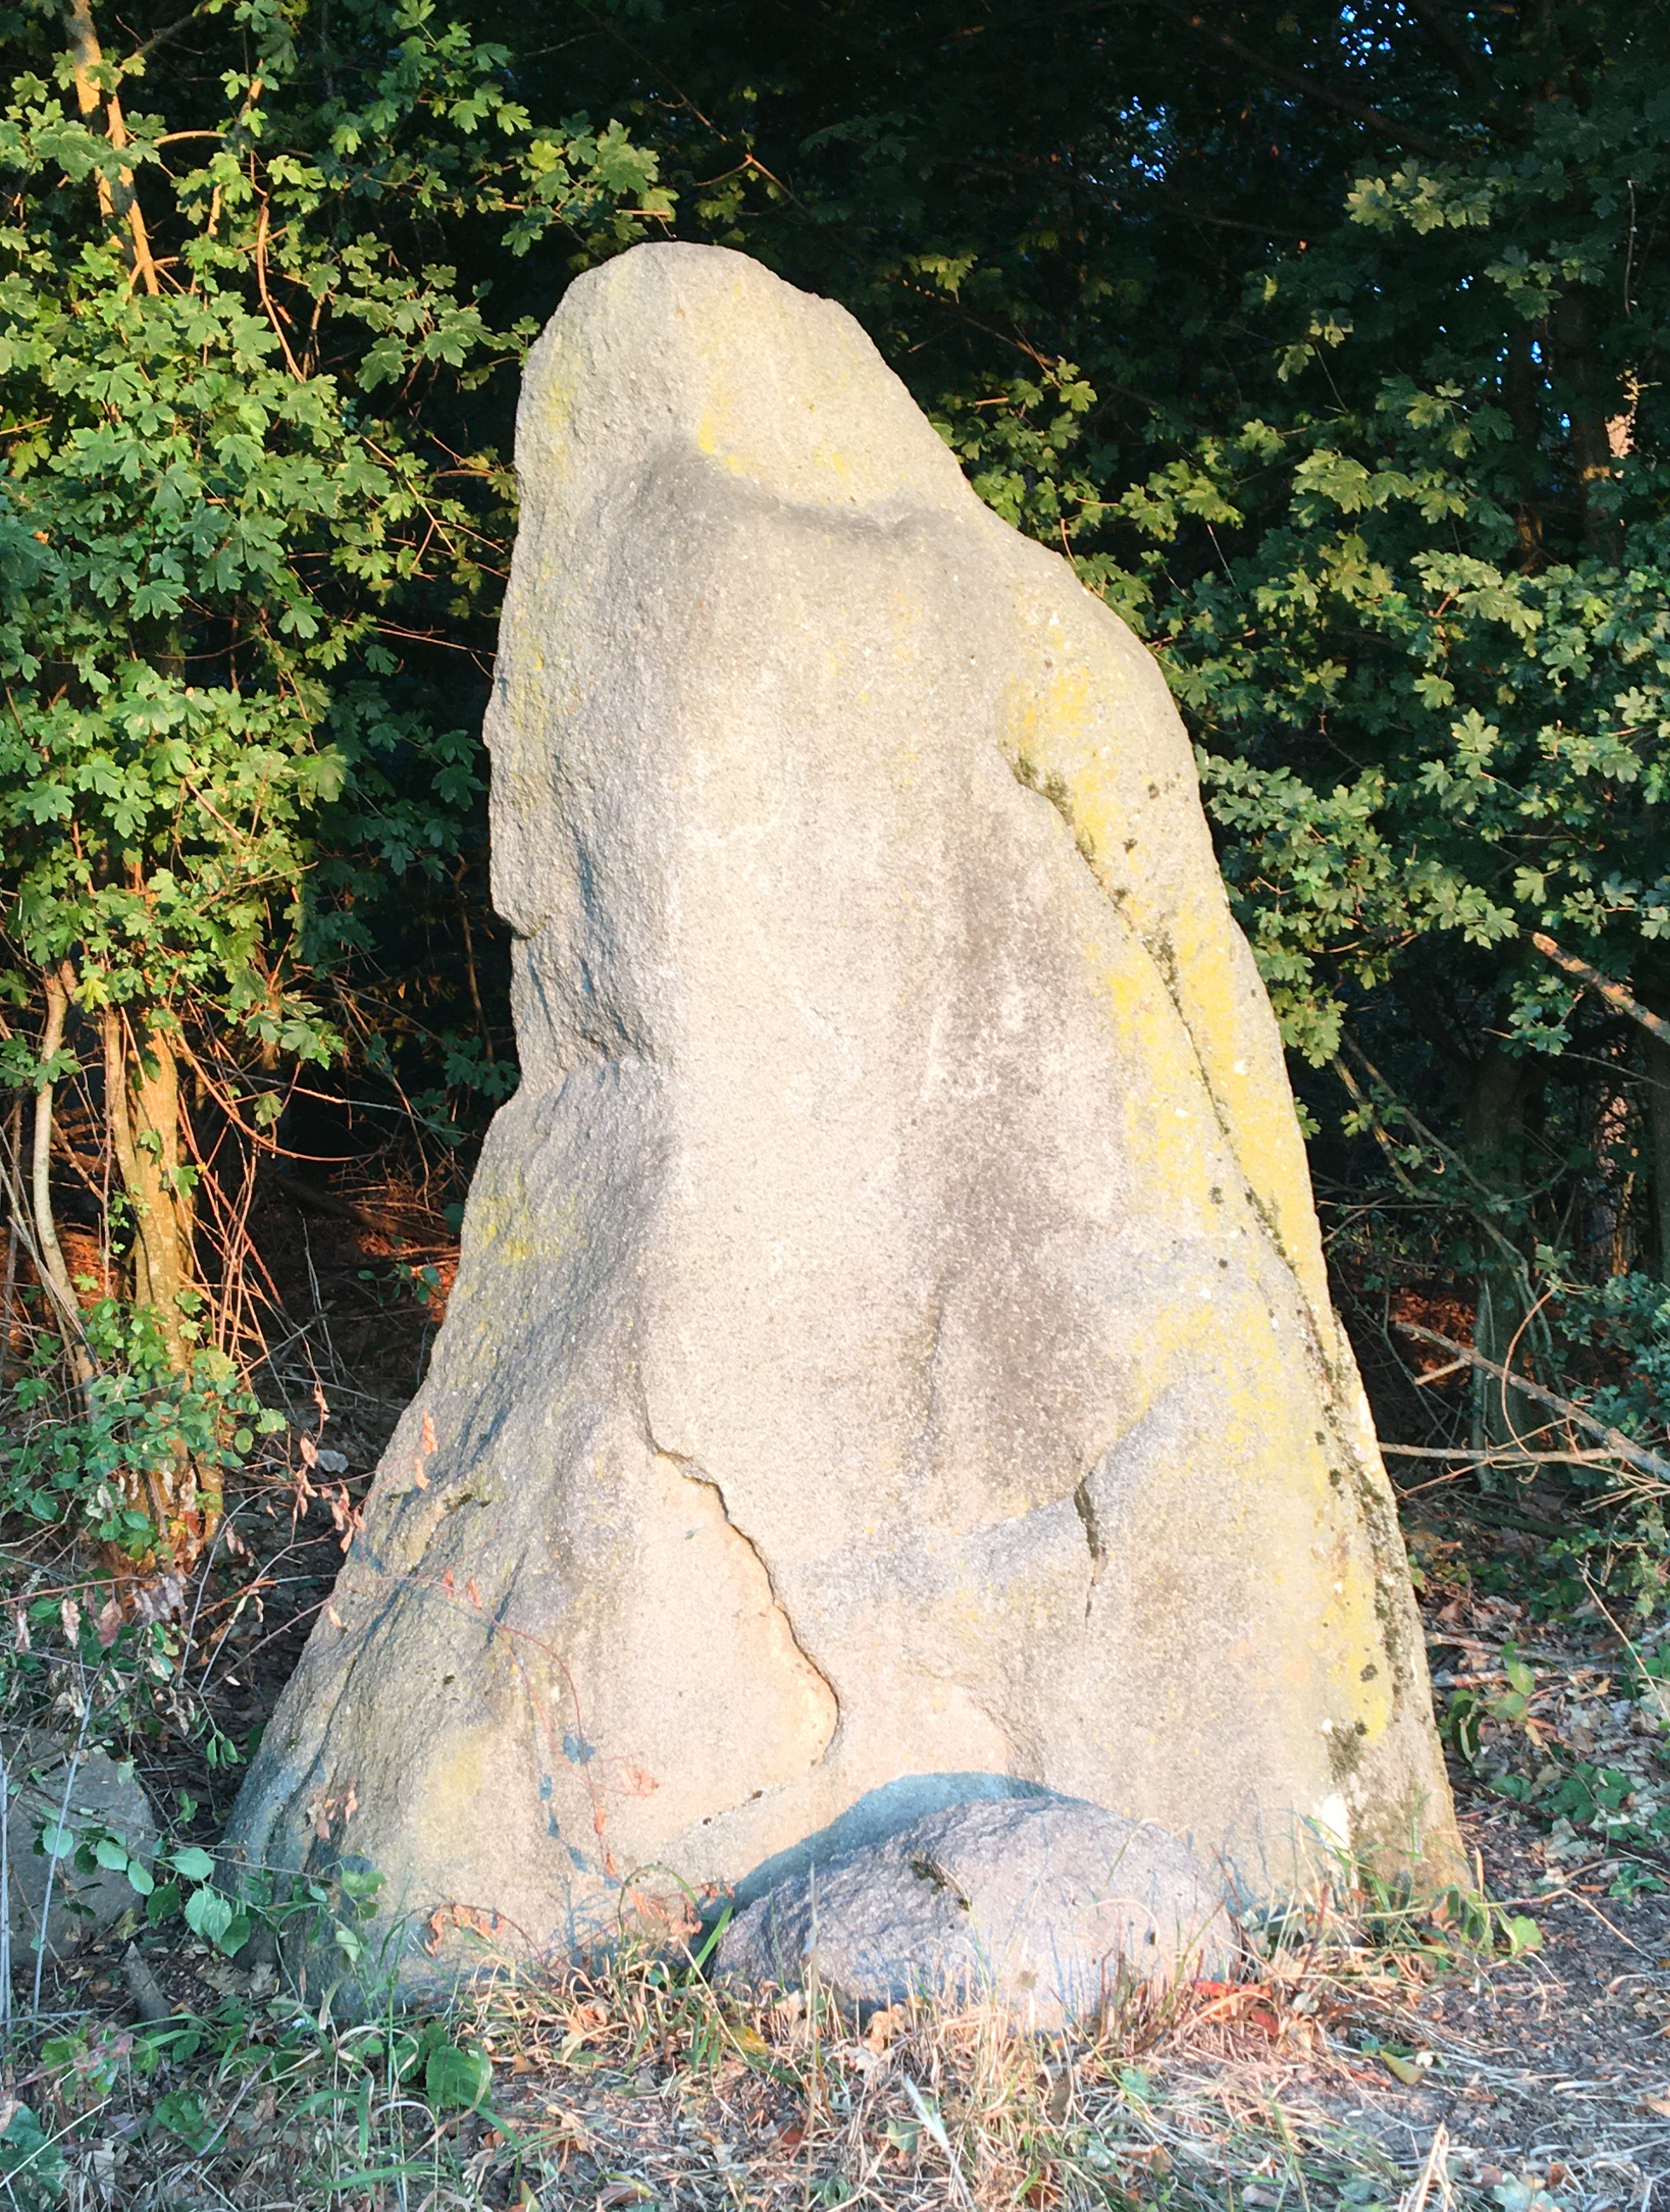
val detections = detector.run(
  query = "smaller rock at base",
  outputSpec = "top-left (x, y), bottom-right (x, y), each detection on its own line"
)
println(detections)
top-left (716, 1795), bottom-right (1235, 2031)
top-left (3, 1742), bottom-right (158, 1963)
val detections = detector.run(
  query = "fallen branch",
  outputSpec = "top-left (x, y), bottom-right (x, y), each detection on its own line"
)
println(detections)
top-left (1437, 1493), bottom-right (1568, 1540)
top-left (1334, 1047), bottom-right (1531, 1276)
top-left (122, 1942), bottom-right (172, 2023)
top-left (1393, 1320), bottom-right (1670, 1490)
top-left (1411, 1355), bottom-right (1470, 1387)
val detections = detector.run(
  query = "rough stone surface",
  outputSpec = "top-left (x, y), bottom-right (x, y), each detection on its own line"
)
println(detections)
top-left (227, 242), bottom-right (1461, 1986)
top-left (717, 1795), bottom-right (1234, 2029)
top-left (4, 1742), bottom-right (157, 1959)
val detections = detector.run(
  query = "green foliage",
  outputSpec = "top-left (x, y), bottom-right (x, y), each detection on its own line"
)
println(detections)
top-left (0, 2103), bottom-right (66, 2211)
top-left (8, 0), bottom-right (1665, 1264)
top-left (0, 0), bottom-right (668, 1125)
top-left (3, 1304), bottom-right (282, 1548)
top-left (2, 0), bottom-right (1667, 1637)
top-left (1556, 1271), bottom-right (1670, 1441)
top-left (773, 0), bottom-right (1670, 1075)
top-left (51, 1797), bottom-right (388, 1970)
top-left (1443, 1643), bottom-right (1539, 1766)
top-left (418, 2028), bottom-right (493, 2112)
top-left (40, 1808), bottom-right (260, 1951)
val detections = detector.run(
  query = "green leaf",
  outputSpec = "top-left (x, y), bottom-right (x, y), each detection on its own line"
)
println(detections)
top-left (182, 1883), bottom-right (233, 1947)
top-left (214, 1910), bottom-right (251, 1958)
top-left (152, 2088), bottom-right (212, 2152)
top-left (423, 2040), bottom-right (493, 2113)
top-left (1500, 1914), bottom-right (1543, 1958)
top-left (0, 2100), bottom-right (67, 2210)
top-left (169, 1847), bottom-right (215, 1882)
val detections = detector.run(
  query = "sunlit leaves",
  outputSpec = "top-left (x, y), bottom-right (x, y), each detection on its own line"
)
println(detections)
top-left (1065, 62), bottom-right (1670, 1067)
top-left (0, 0), bottom-right (665, 1108)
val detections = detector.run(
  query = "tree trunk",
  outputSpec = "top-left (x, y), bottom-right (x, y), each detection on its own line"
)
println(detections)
top-left (0, 1097), bottom-right (19, 1381)
top-left (1649, 1027), bottom-right (1670, 1281)
top-left (62, 0), bottom-right (159, 294)
top-left (103, 1011), bottom-right (216, 1550)
top-left (104, 1013), bottom-right (200, 1350)
top-left (1460, 1037), bottom-right (1541, 1455)
top-left (32, 966), bottom-right (96, 1411)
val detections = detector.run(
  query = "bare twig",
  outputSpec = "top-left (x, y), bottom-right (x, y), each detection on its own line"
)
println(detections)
top-left (254, 196), bottom-right (303, 380)
top-left (0, 1741), bottom-right (11, 2037)
top-left (23, 970), bottom-right (96, 1413)
top-left (902, 2075), bottom-right (978, 2212)
top-left (1333, 1047), bottom-right (1533, 1277)
top-left (0, 1146), bottom-right (98, 1382)
top-left (32, 971), bottom-right (85, 1328)
top-left (1147, 1), bottom-right (1454, 157)
top-left (1399, 0), bottom-right (1492, 90)
top-left (1412, 1356), bottom-right (1470, 1387)
top-left (1393, 1321), bottom-right (1670, 1489)
top-left (1381, 1442), bottom-right (1620, 1466)
top-left (1401, 2121), bottom-right (1451, 2212)
top-left (0, 1094), bottom-right (21, 1382)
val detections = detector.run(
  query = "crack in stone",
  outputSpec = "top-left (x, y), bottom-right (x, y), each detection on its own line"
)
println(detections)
top-left (642, 1411), bottom-right (842, 1734)
top-left (1071, 1475), bottom-right (1105, 1620)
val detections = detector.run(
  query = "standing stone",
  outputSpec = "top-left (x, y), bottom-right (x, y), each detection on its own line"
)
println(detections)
top-left (228, 244), bottom-right (1460, 1985)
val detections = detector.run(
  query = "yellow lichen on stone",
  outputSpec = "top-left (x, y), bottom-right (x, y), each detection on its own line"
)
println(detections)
top-left (996, 639), bottom-right (1335, 1329)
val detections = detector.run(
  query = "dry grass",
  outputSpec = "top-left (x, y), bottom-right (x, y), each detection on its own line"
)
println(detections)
top-left (5, 1861), bottom-right (1637, 2212)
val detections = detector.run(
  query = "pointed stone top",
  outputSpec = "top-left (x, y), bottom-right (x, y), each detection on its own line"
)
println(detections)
top-left (518, 242), bottom-right (973, 520)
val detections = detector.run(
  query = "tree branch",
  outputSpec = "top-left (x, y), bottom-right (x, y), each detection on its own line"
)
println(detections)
top-left (120, 1), bottom-right (216, 67)
top-left (1528, 931), bottom-right (1670, 1045)
top-left (27, 966), bottom-right (97, 1412)
top-left (1382, 1442), bottom-right (1620, 1466)
top-left (64, 0), bottom-right (160, 295)
top-left (254, 198), bottom-right (304, 380)
top-left (1397, 0), bottom-right (1493, 93)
